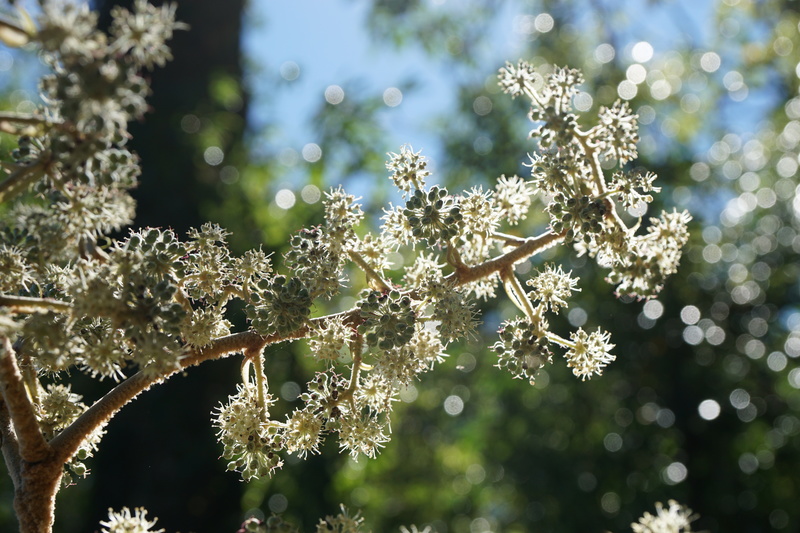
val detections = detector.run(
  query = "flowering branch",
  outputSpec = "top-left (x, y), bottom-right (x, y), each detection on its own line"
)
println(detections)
top-left (0, 3), bottom-right (692, 529)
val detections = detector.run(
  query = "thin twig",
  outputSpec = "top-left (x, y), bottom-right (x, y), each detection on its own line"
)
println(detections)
top-left (491, 231), bottom-right (528, 246)
top-left (500, 268), bottom-right (537, 322)
top-left (448, 229), bottom-right (565, 287)
top-left (348, 250), bottom-right (391, 292)
top-left (0, 159), bottom-right (46, 205)
top-left (0, 294), bottom-right (73, 314)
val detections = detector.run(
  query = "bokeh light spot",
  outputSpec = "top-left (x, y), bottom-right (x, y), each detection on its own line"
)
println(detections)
top-left (617, 80), bottom-right (637, 100)
top-left (600, 492), bottom-right (620, 514)
top-left (595, 43), bottom-right (615, 64)
top-left (383, 87), bottom-right (403, 107)
top-left (603, 432), bottom-right (623, 452)
top-left (698, 399), bottom-right (721, 420)
top-left (700, 51), bottom-right (721, 72)
top-left (324, 85), bottom-right (345, 105)
top-left (534, 13), bottom-right (554, 33)
top-left (180, 114), bottom-right (201, 134)
top-left (473, 95), bottom-right (493, 115)
top-left (203, 146), bottom-right (224, 166)
top-left (680, 305), bottom-right (701, 324)
top-left (642, 300), bottom-right (664, 320)
top-left (301, 184), bottom-right (321, 204)
top-left (444, 395), bottom-right (464, 416)
top-left (573, 91), bottom-right (593, 111)
top-left (626, 64), bottom-right (647, 84)
top-left (275, 189), bottom-right (296, 209)
top-left (268, 493), bottom-right (288, 513)
top-left (302, 143), bottom-right (322, 162)
top-left (280, 61), bottom-right (300, 81)
top-left (631, 41), bottom-right (654, 62)
top-left (663, 462), bottom-right (688, 484)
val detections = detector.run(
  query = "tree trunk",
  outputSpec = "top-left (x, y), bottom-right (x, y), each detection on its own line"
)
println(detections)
top-left (13, 460), bottom-right (62, 533)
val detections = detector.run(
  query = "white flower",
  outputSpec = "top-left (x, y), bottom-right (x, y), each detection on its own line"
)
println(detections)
top-left (526, 263), bottom-right (580, 313)
top-left (631, 500), bottom-right (696, 533)
top-left (100, 507), bottom-right (164, 533)
top-left (494, 174), bottom-right (533, 225)
top-left (386, 144), bottom-right (431, 195)
top-left (564, 327), bottom-right (615, 380)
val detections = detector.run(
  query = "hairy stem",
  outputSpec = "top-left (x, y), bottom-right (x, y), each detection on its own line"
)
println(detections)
top-left (546, 331), bottom-right (574, 349)
top-left (500, 268), bottom-right (537, 322)
top-left (0, 395), bottom-right (22, 489)
top-left (0, 159), bottom-right (46, 205)
top-left (251, 347), bottom-right (269, 416)
top-left (448, 229), bottom-right (565, 287)
top-left (342, 335), bottom-right (364, 406)
top-left (348, 249), bottom-right (391, 292)
top-left (0, 337), bottom-right (50, 463)
top-left (491, 231), bottom-right (528, 246)
top-left (0, 295), bottom-right (73, 314)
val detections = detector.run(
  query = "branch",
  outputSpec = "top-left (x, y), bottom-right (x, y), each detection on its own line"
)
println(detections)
top-left (0, 337), bottom-right (51, 463)
top-left (0, 159), bottom-right (46, 204)
top-left (449, 229), bottom-right (565, 287)
top-left (491, 231), bottom-right (528, 246)
top-left (0, 112), bottom-right (61, 136)
top-left (573, 128), bottom-right (607, 195)
top-left (0, 395), bottom-right (22, 489)
top-left (348, 250), bottom-right (391, 292)
top-left (49, 321), bottom-right (316, 463)
top-left (500, 268), bottom-right (536, 322)
top-left (0, 294), bottom-right (73, 314)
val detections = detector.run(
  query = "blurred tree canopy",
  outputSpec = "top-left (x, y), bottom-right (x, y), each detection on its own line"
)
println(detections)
top-left (2, 0), bottom-right (799, 532)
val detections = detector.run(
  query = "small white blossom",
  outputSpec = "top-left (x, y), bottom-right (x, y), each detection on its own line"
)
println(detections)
top-left (323, 186), bottom-right (364, 255)
top-left (631, 500), bottom-right (696, 533)
top-left (100, 507), bottom-right (164, 533)
top-left (498, 60), bottom-right (539, 98)
top-left (213, 382), bottom-right (283, 480)
top-left (381, 204), bottom-right (415, 250)
top-left (337, 413), bottom-right (390, 460)
top-left (284, 409), bottom-right (324, 458)
top-left (526, 264), bottom-right (580, 313)
top-left (494, 174), bottom-right (533, 225)
top-left (309, 315), bottom-right (352, 364)
top-left (386, 144), bottom-right (431, 195)
top-left (564, 327), bottom-right (615, 380)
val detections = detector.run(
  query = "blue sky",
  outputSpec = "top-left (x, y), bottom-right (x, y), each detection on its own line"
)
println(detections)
top-left (241, 0), bottom-right (720, 167)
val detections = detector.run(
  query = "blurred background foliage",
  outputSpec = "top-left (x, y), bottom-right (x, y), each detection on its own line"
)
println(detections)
top-left (2, 0), bottom-right (800, 532)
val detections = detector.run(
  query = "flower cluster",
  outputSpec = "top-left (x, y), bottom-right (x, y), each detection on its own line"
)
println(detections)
top-left (35, 384), bottom-right (104, 486)
top-left (526, 264), bottom-right (580, 313)
top-left (357, 290), bottom-right (416, 349)
top-left (99, 507), bottom-right (164, 533)
top-left (493, 317), bottom-right (552, 384)
top-left (631, 500), bottom-right (697, 533)
top-left (387, 144), bottom-right (431, 196)
top-left (403, 186), bottom-right (463, 245)
top-left (248, 276), bottom-right (312, 337)
top-left (285, 226), bottom-right (344, 299)
top-left (564, 328), bottom-right (616, 381)
top-left (499, 60), bottom-right (691, 299)
top-left (213, 381), bottom-right (283, 481)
